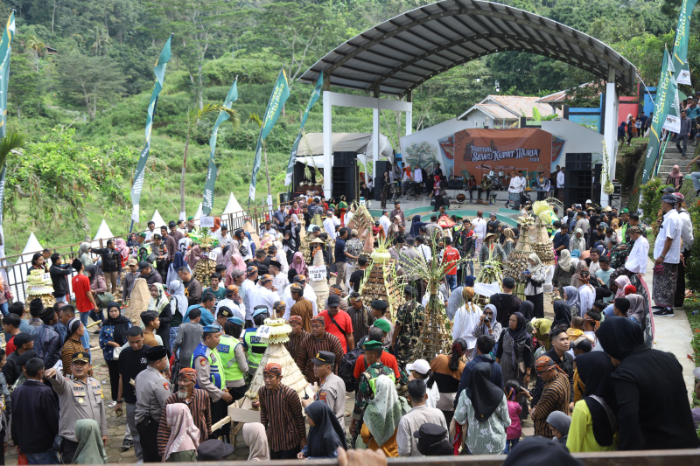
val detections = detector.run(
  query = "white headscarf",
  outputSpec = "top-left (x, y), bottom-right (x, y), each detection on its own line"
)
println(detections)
top-left (162, 403), bottom-right (200, 462)
top-left (168, 280), bottom-right (189, 317)
top-left (557, 249), bottom-right (572, 271)
top-left (243, 423), bottom-right (270, 461)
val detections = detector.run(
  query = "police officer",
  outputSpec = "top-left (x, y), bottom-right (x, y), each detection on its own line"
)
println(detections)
top-left (134, 346), bottom-right (171, 463)
top-left (217, 317), bottom-right (249, 402)
top-left (192, 325), bottom-right (232, 436)
top-left (242, 307), bottom-right (269, 376)
top-left (304, 351), bottom-right (346, 427)
top-left (45, 352), bottom-right (107, 464)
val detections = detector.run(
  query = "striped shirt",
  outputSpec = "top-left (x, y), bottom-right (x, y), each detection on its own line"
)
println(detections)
top-left (259, 383), bottom-right (306, 452)
top-left (290, 298), bottom-right (314, 332)
top-left (285, 329), bottom-right (308, 362)
top-left (294, 332), bottom-right (344, 384)
top-left (346, 303), bottom-right (375, 345)
top-left (157, 389), bottom-right (212, 455)
top-left (61, 339), bottom-right (86, 377)
top-left (532, 372), bottom-right (570, 437)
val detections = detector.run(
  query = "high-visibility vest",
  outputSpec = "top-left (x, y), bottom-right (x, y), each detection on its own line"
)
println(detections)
top-left (217, 334), bottom-right (244, 383)
top-left (244, 329), bottom-right (267, 371)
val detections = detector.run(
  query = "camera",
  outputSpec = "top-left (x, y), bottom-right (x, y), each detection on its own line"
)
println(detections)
top-left (484, 316), bottom-right (490, 323)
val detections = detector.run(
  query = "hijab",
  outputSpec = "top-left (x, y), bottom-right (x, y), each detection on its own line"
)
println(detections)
top-left (480, 304), bottom-right (498, 335)
top-left (503, 228), bottom-right (515, 243)
top-left (168, 280), bottom-right (189, 317)
top-left (305, 401), bottom-right (347, 457)
top-left (669, 165), bottom-right (683, 185)
top-left (552, 300), bottom-right (572, 328)
top-left (576, 352), bottom-right (617, 446)
top-left (105, 302), bottom-right (131, 345)
top-left (533, 318), bottom-right (553, 349)
top-left (410, 215), bottom-right (427, 237)
top-left (363, 374), bottom-right (410, 446)
top-left (115, 238), bottom-right (129, 261)
top-left (570, 228), bottom-right (586, 252)
top-left (563, 286), bottom-right (580, 311)
top-left (625, 294), bottom-right (646, 327)
top-left (243, 423), bottom-right (269, 461)
top-left (163, 403), bottom-right (200, 462)
top-left (518, 300), bottom-right (534, 320)
top-left (170, 251), bottom-right (187, 274)
top-left (148, 283), bottom-right (169, 314)
top-left (614, 275), bottom-right (631, 298)
top-left (290, 251), bottom-right (308, 276)
top-left (467, 362), bottom-right (505, 420)
top-left (596, 316), bottom-right (644, 361)
top-left (185, 244), bottom-right (202, 269)
top-left (507, 312), bottom-right (529, 343)
top-left (557, 249), bottom-right (573, 271)
top-left (527, 253), bottom-right (543, 274)
top-left (73, 419), bottom-right (107, 464)
top-left (570, 259), bottom-right (589, 288)
top-left (546, 411), bottom-right (571, 438)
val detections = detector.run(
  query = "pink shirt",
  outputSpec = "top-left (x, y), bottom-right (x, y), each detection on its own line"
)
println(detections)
top-left (506, 400), bottom-right (522, 439)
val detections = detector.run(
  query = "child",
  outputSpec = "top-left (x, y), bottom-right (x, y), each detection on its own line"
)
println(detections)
top-left (406, 359), bottom-right (439, 409)
top-left (504, 380), bottom-right (529, 453)
top-left (546, 411), bottom-right (571, 445)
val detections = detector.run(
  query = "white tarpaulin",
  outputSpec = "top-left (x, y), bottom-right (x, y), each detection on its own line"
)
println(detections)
top-left (151, 210), bottom-right (166, 229)
top-left (10, 233), bottom-right (44, 302)
top-left (222, 192), bottom-right (243, 215)
top-left (92, 219), bottom-right (115, 248)
top-left (193, 203), bottom-right (203, 225)
top-left (296, 133), bottom-right (393, 163)
top-left (474, 282), bottom-right (502, 297)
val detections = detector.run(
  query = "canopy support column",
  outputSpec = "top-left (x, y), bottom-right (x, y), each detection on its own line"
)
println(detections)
top-left (602, 67), bottom-right (619, 207)
top-left (323, 90), bottom-right (333, 199)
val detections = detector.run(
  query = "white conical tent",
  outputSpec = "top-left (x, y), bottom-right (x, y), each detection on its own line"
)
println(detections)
top-left (11, 233), bottom-right (44, 302)
top-left (222, 192), bottom-right (243, 215)
top-left (91, 219), bottom-right (115, 248)
top-left (151, 210), bottom-right (166, 229)
top-left (193, 203), bottom-right (203, 225)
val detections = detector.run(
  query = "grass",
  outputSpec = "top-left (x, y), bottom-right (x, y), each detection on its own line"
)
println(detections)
top-left (685, 298), bottom-right (700, 407)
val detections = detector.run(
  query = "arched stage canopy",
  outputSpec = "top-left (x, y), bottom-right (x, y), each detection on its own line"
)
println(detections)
top-left (300, 0), bottom-right (637, 96)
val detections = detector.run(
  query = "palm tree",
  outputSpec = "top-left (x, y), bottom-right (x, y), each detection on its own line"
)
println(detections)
top-left (0, 132), bottom-right (24, 169)
top-left (180, 104), bottom-right (240, 219)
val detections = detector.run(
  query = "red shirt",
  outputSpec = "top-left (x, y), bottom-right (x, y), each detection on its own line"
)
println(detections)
top-left (353, 351), bottom-right (400, 380)
top-left (72, 274), bottom-right (93, 313)
top-left (318, 309), bottom-right (353, 354)
top-left (442, 246), bottom-right (460, 275)
top-left (5, 335), bottom-right (16, 356)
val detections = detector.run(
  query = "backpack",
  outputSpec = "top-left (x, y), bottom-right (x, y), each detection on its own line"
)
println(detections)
top-left (339, 346), bottom-right (362, 393)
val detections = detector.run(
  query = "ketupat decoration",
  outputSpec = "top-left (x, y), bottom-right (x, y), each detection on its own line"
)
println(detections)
top-left (361, 236), bottom-right (405, 318)
top-left (477, 245), bottom-right (503, 284)
top-left (346, 202), bottom-right (374, 238)
top-left (503, 220), bottom-right (535, 301)
top-left (25, 269), bottom-right (56, 310)
top-left (244, 318), bottom-right (310, 402)
top-left (530, 202), bottom-right (556, 265)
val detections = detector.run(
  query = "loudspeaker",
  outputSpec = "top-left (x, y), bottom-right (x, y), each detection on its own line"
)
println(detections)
top-left (332, 152), bottom-right (359, 202)
top-left (564, 153), bottom-right (593, 207)
top-left (374, 161), bottom-right (391, 201)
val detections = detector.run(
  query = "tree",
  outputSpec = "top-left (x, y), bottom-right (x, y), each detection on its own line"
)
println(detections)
top-left (180, 104), bottom-right (240, 217)
top-left (56, 51), bottom-right (126, 118)
top-left (8, 53), bottom-right (42, 119)
top-left (4, 128), bottom-right (133, 236)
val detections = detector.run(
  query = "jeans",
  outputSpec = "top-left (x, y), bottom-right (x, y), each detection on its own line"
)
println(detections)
top-left (0, 302), bottom-right (7, 316)
top-left (25, 449), bottom-right (59, 465)
top-left (78, 312), bottom-right (90, 349)
top-left (55, 295), bottom-right (67, 303)
top-left (691, 172), bottom-right (700, 192)
top-left (126, 402), bottom-right (143, 460)
top-left (170, 327), bottom-right (179, 354)
top-left (504, 438), bottom-right (520, 454)
top-left (446, 274), bottom-right (457, 291)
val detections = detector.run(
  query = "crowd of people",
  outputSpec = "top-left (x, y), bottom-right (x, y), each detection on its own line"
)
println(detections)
top-left (0, 187), bottom-right (697, 464)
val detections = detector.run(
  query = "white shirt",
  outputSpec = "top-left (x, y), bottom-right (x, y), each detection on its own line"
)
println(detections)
top-left (379, 215), bottom-right (392, 238)
top-left (625, 236), bottom-right (649, 274)
top-left (249, 286), bottom-right (280, 324)
top-left (272, 272), bottom-right (289, 293)
top-left (260, 228), bottom-right (278, 239)
top-left (323, 217), bottom-right (337, 240)
top-left (472, 217), bottom-right (487, 239)
top-left (402, 170), bottom-right (412, 182)
top-left (215, 298), bottom-right (245, 321)
top-left (218, 232), bottom-right (232, 248)
top-left (345, 211), bottom-right (354, 225)
top-left (282, 283), bottom-right (318, 319)
top-left (578, 284), bottom-right (595, 317)
top-left (654, 209), bottom-right (681, 263)
top-left (414, 168), bottom-right (423, 183)
top-left (452, 303), bottom-right (482, 350)
top-left (240, 238), bottom-right (253, 262)
top-left (557, 171), bottom-right (565, 188)
top-left (678, 209), bottom-right (694, 252)
top-left (417, 244), bottom-right (432, 263)
top-left (240, 279), bottom-right (257, 320)
top-left (274, 250), bottom-right (290, 274)
top-left (144, 229), bottom-right (156, 241)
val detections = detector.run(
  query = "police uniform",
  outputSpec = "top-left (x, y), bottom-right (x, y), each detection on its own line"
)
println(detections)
top-left (134, 346), bottom-right (171, 463)
top-left (47, 352), bottom-right (107, 464)
top-left (311, 351), bottom-right (346, 427)
top-left (217, 317), bottom-right (249, 402)
top-left (191, 325), bottom-right (230, 436)
top-left (242, 308), bottom-right (269, 376)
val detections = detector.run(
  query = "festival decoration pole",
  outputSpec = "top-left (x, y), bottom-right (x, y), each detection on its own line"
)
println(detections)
top-left (202, 77), bottom-right (238, 217)
top-left (130, 35), bottom-right (173, 232)
top-left (247, 68), bottom-right (290, 211)
top-left (0, 11), bottom-right (16, 261)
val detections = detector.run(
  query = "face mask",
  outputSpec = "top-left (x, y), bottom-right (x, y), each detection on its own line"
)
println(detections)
top-left (177, 389), bottom-right (188, 399)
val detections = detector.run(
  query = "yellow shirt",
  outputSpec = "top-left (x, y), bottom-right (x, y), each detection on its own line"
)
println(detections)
top-left (360, 423), bottom-right (398, 457)
top-left (567, 400), bottom-right (618, 453)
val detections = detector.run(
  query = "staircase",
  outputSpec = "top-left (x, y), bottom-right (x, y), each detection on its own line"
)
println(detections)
top-left (656, 142), bottom-right (696, 182)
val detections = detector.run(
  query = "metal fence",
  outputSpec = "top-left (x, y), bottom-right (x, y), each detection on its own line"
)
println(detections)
top-left (0, 200), bottom-right (297, 303)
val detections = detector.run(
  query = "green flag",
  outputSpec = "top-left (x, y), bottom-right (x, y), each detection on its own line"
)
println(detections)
top-left (130, 35), bottom-right (172, 223)
top-left (0, 12), bottom-right (15, 258)
top-left (672, 0), bottom-right (698, 85)
top-left (642, 47), bottom-right (675, 184)
top-left (285, 74), bottom-right (323, 186)
top-left (248, 68), bottom-right (290, 203)
top-left (202, 79), bottom-right (238, 216)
